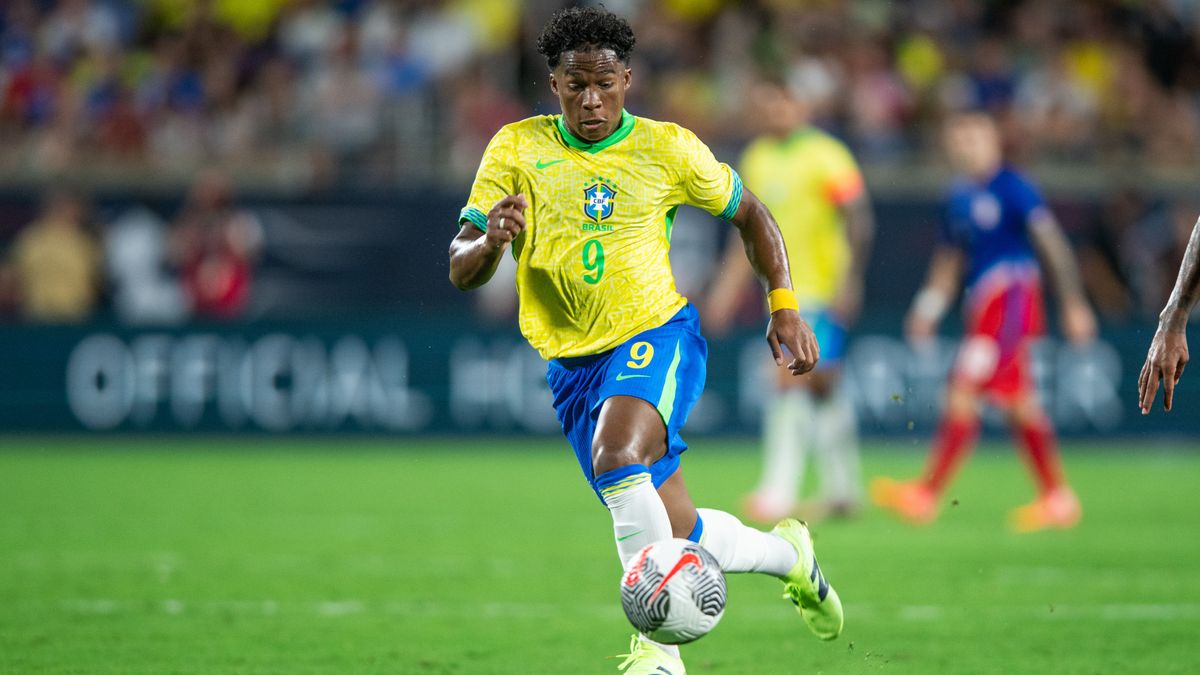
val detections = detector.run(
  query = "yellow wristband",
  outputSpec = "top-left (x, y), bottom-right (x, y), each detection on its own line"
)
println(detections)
top-left (767, 288), bottom-right (799, 313)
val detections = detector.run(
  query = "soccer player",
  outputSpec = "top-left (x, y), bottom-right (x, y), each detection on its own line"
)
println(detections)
top-left (449, 8), bottom-right (842, 674)
top-left (706, 78), bottom-right (874, 523)
top-left (1140, 218), bottom-right (1200, 414)
top-left (870, 111), bottom-right (1097, 533)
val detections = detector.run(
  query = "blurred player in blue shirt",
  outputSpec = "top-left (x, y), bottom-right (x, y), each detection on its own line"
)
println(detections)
top-left (872, 111), bottom-right (1097, 533)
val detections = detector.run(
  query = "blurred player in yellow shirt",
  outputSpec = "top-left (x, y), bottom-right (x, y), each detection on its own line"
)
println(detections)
top-left (707, 78), bottom-right (875, 523)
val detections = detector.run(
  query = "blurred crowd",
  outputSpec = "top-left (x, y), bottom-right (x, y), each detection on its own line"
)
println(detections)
top-left (0, 173), bottom-right (262, 323)
top-left (1, 0), bottom-right (1200, 186)
top-left (1, 0), bottom-right (1200, 325)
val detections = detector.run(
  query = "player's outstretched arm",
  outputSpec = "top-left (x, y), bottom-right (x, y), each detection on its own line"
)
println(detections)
top-left (728, 188), bottom-right (819, 375)
top-left (1139, 217), bottom-right (1200, 414)
top-left (832, 189), bottom-right (876, 325)
top-left (702, 232), bottom-right (754, 335)
top-left (449, 194), bottom-right (527, 290)
top-left (1029, 213), bottom-right (1097, 344)
top-left (905, 245), bottom-right (963, 345)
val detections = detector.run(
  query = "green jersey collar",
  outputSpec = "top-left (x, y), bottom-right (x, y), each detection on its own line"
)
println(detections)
top-left (783, 126), bottom-right (816, 148)
top-left (556, 110), bottom-right (636, 153)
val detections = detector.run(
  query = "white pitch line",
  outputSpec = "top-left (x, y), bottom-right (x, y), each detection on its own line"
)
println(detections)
top-left (46, 599), bottom-right (1200, 623)
top-left (1095, 604), bottom-right (1200, 621)
top-left (897, 605), bottom-right (944, 621)
top-left (316, 600), bottom-right (364, 617)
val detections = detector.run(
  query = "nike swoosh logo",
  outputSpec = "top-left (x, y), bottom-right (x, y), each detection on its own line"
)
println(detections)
top-left (535, 158), bottom-right (567, 169)
top-left (649, 552), bottom-right (703, 602)
top-left (615, 373), bottom-right (650, 381)
top-left (616, 529), bottom-right (644, 542)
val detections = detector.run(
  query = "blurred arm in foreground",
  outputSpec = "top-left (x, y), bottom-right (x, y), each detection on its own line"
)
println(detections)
top-left (1139, 218), bottom-right (1200, 414)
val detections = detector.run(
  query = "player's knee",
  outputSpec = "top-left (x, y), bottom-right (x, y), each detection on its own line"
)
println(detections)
top-left (592, 442), bottom-right (651, 477)
top-left (1008, 396), bottom-right (1046, 427)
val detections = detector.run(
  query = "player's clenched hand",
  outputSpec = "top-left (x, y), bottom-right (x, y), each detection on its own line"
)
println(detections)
top-left (767, 308), bottom-right (819, 375)
top-left (1139, 328), bottom-right (1188, 414)
top-left (486, 194), bottom-right (528, 250)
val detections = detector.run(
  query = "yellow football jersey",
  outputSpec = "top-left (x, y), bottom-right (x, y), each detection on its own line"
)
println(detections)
top-left (739, 128), bottom-right (864, 305)
top-left (461, 111), bottom-right (742, 359)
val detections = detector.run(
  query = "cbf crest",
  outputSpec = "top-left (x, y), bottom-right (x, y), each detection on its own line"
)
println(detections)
top-left (583, 182), bottom-right (617, 222)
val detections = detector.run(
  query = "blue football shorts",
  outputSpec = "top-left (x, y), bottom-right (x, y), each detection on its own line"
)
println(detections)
top-left (546, 304), bottom-right (707, 502)
top-left (803, 306), bottom-right (847, 369)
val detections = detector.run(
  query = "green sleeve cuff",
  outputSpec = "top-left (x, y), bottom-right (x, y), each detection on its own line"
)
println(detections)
top-left (459, 207), bottom-right (488, 233)
top-left (718, 169), bottom-right (743, 221)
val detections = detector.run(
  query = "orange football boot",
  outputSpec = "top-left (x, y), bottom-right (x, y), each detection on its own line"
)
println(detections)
top-left (1008, 487), bottom-right (1081, 533)
top-left (869, 477), bottom-right (938, 525)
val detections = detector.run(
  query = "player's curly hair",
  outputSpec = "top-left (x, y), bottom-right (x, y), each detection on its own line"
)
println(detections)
top-left (536, 5), bottom-right (636, 69)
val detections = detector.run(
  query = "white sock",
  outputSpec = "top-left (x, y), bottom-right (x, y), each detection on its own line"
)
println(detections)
top-left (598, 466), bottom-right (674, 566)
top-left (696, 508), bottom-right (799, 577)
top-left (597, 465), bottom-right (680, 659)
top-left (756, 388), bottom-right (813, 508)
top-left (814, 392), bottom-right (862, 504)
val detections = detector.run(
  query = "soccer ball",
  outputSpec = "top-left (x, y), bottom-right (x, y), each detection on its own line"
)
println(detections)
top-left (620, 538), bottom-right (726, 644)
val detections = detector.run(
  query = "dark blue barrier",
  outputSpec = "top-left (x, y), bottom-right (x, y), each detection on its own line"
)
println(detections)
top-left (0, 188), bottom-right (1125, 323)
top-left (0, 187), bottom-right (1190, 437)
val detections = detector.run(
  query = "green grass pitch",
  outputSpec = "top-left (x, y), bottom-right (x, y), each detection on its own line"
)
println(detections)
top-left (1, 437), bottom-right (1198, 674)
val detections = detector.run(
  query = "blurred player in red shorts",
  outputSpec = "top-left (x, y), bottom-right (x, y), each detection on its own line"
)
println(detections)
top-left (871, 112), bottom-right (1097, 532)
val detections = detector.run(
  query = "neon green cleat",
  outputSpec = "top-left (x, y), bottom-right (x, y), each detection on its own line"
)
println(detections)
top-left (614, 634), bottom-right (686, 675)
top-left (772, 518), bottom-right (844, 641)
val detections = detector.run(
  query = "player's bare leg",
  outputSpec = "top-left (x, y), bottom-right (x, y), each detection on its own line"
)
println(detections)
top-left (592, 396), bottom-right (675, 565)
top-left (658, 469), bottom-right (795, 574)
top-left (806, 368), bottom-right (863, 520)
top-left (596, 398), bottom-right (816, 665)
top-left (747, 362), bottom-right (862, 524)
top-left (744, 367), bottom-right (814, 523)
top-left (592, 395), bottom-right (683, 668)
top-left (594, 397), bottom-right (841, 648)
top-left (595, 395), bottom-right (826, 581)
top-left (654, 468), bottom-right (698, 538)
top-left (1005, 392), bottom-right (1080, 532)
top-left (659, 462), bottom-right (843, 640)
top-left (871, 380), bottom-right (980, 524)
